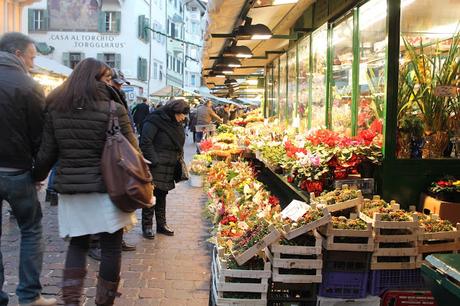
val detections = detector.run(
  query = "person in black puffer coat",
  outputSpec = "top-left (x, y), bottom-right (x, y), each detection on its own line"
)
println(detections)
top-left (139, 99), bottom-right (190, 239)
top-left (33, 58), bottom-right (139, 306)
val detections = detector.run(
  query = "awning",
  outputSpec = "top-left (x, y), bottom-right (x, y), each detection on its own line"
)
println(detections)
top-left (33, 56), bottom-right (72, 77)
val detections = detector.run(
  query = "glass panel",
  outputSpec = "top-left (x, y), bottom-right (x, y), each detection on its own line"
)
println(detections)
top-left (266, 65), bottom-right (274, 116)
top-left (287, 48), bottom-right (297, 125)
top-left (273, 58), bottom-right (280, 118)
top-left (358, 0), bottom-right (387, 140)
top-left (298, 35), bottom-right (310, 131)
top-left (311, 24), bottom-right (328, 129)
top-left (398, 0), bottom-right (460, 159)
top-left (279, 54), bottom-right (288, 122)
top-left (330, 15), bottom-right (353, 136)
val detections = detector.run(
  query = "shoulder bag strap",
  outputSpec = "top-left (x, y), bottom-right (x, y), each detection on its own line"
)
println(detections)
top-left (107, 100), bottom-right (121, 135)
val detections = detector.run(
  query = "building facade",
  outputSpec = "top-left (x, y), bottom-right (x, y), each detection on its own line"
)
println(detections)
top-left (1, 0), bottom-right (39, 33)
top-left (22, 0), bottom-right (206, 103)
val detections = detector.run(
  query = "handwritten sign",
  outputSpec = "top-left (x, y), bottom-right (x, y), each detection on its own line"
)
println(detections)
top-left (434, 86), bottom-right (457, 98)
top-left (281, 200), bottom-right (311, 222)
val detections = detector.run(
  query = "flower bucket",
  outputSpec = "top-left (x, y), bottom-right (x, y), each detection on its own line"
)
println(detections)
top-left (189, 174), bottom-right (203, 188)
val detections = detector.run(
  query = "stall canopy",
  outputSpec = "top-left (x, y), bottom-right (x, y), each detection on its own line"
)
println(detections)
top-left (33, 56), bottom-right (72, 77)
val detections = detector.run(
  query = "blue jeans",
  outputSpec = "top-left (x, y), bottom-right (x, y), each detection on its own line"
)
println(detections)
top-left (46, 165), bottom-right (57, 192)
top-left (0, 170), bottom-right (44, 305)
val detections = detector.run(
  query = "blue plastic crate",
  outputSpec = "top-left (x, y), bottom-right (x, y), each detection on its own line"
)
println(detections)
top-left (319, 271), bottom-right (368, 299)
top-left (369, 269), bottom-right (427, 295)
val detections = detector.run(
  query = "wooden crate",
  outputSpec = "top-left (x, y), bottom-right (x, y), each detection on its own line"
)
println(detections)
top-left (281, 208), bottom-right (332, 240)
top-left (418, 223), bottom-right (460, 256)
top-left (319, 221), bottom-right (374, 252)
top-left (267, 230), bottom-right (323, 283)
top-left (311, 191), bottom-right (363, 213)
top-left (232, 225), bottom-right (281, 266)
top-left (369, 213), bottom-right (420, 270)
top-left (211, 249), bottom-right (270, 306)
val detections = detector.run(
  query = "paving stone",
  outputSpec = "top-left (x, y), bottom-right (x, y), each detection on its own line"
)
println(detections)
top-left (1, 138), bottom-right (211, 305)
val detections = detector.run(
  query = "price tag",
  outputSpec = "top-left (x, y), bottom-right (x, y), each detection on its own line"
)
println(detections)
top-left (281, 200), bottom-right (311, 221)
top-left (434, 86), bottom-right (457, 98)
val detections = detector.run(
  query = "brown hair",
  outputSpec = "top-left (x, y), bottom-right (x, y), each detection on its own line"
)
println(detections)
top-left (47, 58), bottom-right (111, 112)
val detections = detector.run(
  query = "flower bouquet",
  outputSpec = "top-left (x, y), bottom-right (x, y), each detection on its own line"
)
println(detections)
top-left (428, 178), bottom-right (460, 202)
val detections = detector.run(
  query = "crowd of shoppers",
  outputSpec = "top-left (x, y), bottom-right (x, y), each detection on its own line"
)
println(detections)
top-left (0, 32), bottom-right (189, 306)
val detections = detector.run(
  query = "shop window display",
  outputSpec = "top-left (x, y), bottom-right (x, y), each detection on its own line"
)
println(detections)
top-left (266, 65), bottom-right (275, 116)
top-left (273, 58), bottom-right (280, 118)
top-left (311, 24), bottom-right (328, 129)
top-left (330, 15), bottom-right (353, 135)
top-left (287, 47), bottom-right (297, 125)
top-left (357, 0), bottom-right (387, 142)
top-left (279, 53), bottom-right (288, 122)
top-left (298, 35), bottom-right (310, 131)
top-left (397, 0), bottom-right (460, 159)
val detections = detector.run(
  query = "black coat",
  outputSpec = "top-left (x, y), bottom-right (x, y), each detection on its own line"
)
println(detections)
top-left (140, 110), bottom-right (185, 191)
top-left (0, 51), bottom-right (45, 169)
top-left (132, 102), bottom-right (150, 131)
top-left (33, 83), bottom-right (138, 194)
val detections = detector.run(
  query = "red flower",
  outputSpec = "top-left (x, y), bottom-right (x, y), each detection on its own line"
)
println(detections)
top-left (199, 139), bottom-right (213, 152)
top-left (287, 176), bottom-right (294, 183)
top-left (268, 195), bottom-right (280, 207)
top-left (370, 119), bottom-right (383, 134)
top-left (437, 181), bottom-right (451, 187)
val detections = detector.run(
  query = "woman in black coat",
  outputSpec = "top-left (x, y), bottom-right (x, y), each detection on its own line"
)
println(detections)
top-left (139, 99), bottom-right (190, 239)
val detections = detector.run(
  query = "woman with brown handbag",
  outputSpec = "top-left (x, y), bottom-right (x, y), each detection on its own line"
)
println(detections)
top-left (139, 99), bottom-right (190, 239)
top-left (32, 58), bottom-right (138, 306)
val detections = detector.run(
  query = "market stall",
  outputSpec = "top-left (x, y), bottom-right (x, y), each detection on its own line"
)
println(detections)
top-left (31, 56), bottom-right (72, 95)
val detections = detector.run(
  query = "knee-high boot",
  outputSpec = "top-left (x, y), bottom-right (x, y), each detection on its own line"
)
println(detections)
top-left (62, 268), bottom-right (87, 306)
top-left (95, 276), bottom-right (121, 306)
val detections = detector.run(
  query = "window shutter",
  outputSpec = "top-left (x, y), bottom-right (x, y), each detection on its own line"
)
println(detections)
top-left (97, 53), bottom-right (104, 61)
top-left (62, 52), bottom-right (70, 67)
top-left (145, 18), bottom-right (151, 42)
top-left (137, 57), bottom-right (142, 80)
top-left (28, 9), bottom-right (34, 32)
top-left (138, 15), bottom-right (145, 39)
top-left (98, 12), bottom-right (106, 33)
top-left (143, 59), bottom-right (148, 81)
top-left (115, 12), bottom-right (121, 33)
top-left (115, 54), bottom-right (121, 69)
top-left (43, 10), bottom-right (50, 30)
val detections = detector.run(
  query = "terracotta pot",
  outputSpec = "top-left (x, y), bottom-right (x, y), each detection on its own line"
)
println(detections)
top-left (422, 131), bottom-right (449, 159)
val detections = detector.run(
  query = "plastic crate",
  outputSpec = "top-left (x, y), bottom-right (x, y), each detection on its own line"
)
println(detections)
top-left (316, 295), bottom-right (380, 306)
top-left (323, 251), bottom-right (371, 273)
top-left (369, 269), bottom-right (427, 296)
top-left (319, 271), bottom-right (368, 299)
top-left (381, 290), bottom-right (437, 306)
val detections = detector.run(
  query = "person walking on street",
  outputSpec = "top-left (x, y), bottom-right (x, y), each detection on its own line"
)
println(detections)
top-left (139, 99), bottom-right (190, 239)
top-left (32, 58), bottom-right (138, 306)
top-left (195, 100), bottom-right (222, 142)
top-left (132, 97), bottom-right (150, 134)
top-left (0, 32), bottom-right (57, 306)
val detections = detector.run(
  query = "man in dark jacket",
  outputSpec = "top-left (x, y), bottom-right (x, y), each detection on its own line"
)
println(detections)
top-left (0, 32), bottom-right (56, 306)
top-left (131, 97), bottom-right (150, 134)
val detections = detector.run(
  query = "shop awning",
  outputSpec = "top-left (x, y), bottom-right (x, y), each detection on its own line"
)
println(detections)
top-left (33, 56), bottom-right (72, 77)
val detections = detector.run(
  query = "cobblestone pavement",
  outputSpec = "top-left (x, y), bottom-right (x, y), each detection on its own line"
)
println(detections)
top-left (1, 138), bottom-right (212, 306)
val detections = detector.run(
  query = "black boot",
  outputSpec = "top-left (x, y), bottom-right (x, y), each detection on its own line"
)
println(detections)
top-left (62, 268), bottom-right (87, 306)
top-left (154, 190), bottom-right (174, 236)
top-left (157, 224), bottom-right (174, 236)
top-left (95, 276), bottom-right (121, 306)
top-left (121, 240), bottom-right (136, 251)
top-left (142, 207), bottom-right (155, 239)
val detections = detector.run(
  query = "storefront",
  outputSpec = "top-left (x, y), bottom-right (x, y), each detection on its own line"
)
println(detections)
top-left (263, 0), bottom-right (460, 206)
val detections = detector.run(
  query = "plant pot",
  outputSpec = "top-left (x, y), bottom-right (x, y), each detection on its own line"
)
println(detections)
top-left (189, 174), bottom-right (203, 188)
top-left (358, 159), bottom-right (376, 178)
top-left (396, 132), bottom-right (411, 159)
top-left (422, 131), bottom-right (449, 159)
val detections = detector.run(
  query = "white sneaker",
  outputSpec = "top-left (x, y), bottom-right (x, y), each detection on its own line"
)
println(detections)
top-left (19, 295), bottom-right (57, 306)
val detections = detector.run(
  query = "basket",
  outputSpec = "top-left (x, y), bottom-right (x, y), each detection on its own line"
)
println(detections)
top-left (368, 269), bottom-right (427, 296)
top-left (319, 271), bottom-right (368, 299)
top-left (189, 174), bottom-right (203, 187)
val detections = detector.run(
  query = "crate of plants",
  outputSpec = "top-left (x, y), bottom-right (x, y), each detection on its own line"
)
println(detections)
top-left (231, 219), bottom-right (281, 266)
top-left (319, 215), bottom-right (374, 252)
top-left (211, 247), bottom-right (271, 306)
top-left (281, 207), bottom-right (332, 240)
top-left (369, 206), bottom-right (419, 269)
top-left (417, 213), bottom-right (460, 257)
top-left (267, 230), bottom-right (323, 283)
top-left (268, 281), bottom-right (317, 306)
top-left (311, 185), bottom-right (363, 213)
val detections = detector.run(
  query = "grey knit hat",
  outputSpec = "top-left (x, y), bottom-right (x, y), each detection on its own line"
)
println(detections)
top-left (164, 99), bottom-right (190, 114)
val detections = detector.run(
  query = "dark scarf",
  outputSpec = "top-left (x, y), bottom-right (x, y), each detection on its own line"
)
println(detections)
top-left (145, 110), bottom-right (185, 154)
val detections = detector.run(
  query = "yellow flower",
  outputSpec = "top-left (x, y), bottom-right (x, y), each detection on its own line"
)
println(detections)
top-left (452, 180), bottom-right (460, 186)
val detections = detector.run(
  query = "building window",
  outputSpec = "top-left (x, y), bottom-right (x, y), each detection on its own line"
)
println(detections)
top-left (104, 53), bottom-right (116, 68)
top-left (105, 12), bottom-right (115, 32)
top-left (138, 15), bottom-right (150, 42)
top-left (153, 62), bottom-right (158, 79)
top-left (138, 57), bottom-right (148, 81)
top-left (28, 9), bottom-right (48, 32)
top-left (191, 74), bottom-right (196, 86)
top-left (99, 12), bottom-right (121, 33)
top-left (69, 53), bottom-right (82, 69)
top-left (159, 65), bottom-right (163, 81)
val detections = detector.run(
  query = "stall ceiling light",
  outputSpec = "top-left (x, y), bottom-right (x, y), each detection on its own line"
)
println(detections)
top-left (223, 45), bottom-right (253, 58)
top-left (235, 18), bottom-right (272, 40)
top-left (215, 57), bottom-right (242, 68)
top-left (212, 67), bottom-right (234, 75)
